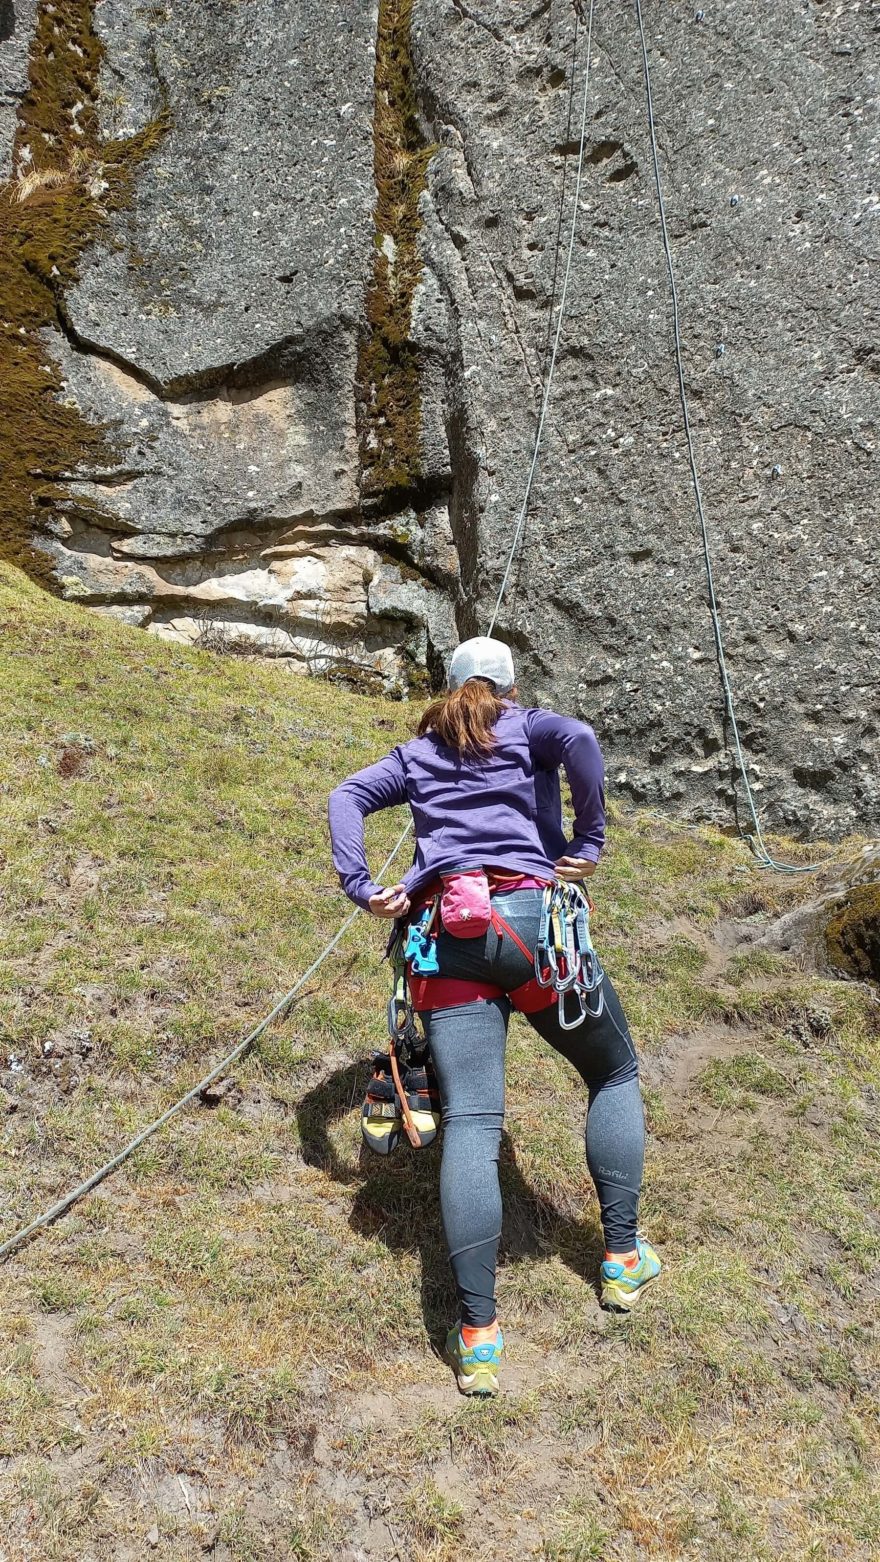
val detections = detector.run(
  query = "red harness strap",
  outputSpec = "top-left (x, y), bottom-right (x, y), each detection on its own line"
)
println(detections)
top-left (509, 977), bottom-right (556, 1014)
top-left (408, 974), bottom-right (504, 1012)
top-left (409, 970), bottom-right (554, 1015)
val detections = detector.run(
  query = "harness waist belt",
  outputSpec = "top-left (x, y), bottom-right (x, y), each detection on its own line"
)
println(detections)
top-left (409, 871), bottom-right (550, 917)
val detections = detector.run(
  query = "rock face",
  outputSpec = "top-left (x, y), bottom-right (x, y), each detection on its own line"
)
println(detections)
top-left (0, 0), bottom-right (36, 175)
top-left (2, 0), bottom-right (878, 833)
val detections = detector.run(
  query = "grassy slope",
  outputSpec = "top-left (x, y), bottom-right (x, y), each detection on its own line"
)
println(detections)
top-left (0, 564), bottom-right (877, 1562)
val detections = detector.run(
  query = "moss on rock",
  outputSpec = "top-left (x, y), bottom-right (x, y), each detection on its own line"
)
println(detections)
top-left (356, 0), bottom-right (436, 510)
top-left (0, 0), bottom-right (168, 584)
top-left (824, 883), bottom-right (880, 985)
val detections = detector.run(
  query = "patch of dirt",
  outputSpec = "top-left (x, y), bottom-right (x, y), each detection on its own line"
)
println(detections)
top-left (31, 1313), bottom-right (78, 1394)
top-left (641, 1020), bottom-right (753, 1100)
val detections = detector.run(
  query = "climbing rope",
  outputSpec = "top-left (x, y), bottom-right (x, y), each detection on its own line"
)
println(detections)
top-left (633, 0), bottom-right (821, 874)
top-left (487, 0), bottom-right (596, 635)
top-left (0, 824), bottom-right (413, 1262)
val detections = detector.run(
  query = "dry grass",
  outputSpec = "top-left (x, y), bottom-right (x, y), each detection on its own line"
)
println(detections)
top-left (0, 564), bottom-right (877, 1561)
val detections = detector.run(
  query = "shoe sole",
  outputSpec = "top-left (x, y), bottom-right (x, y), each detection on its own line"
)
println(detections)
top-left (361, 1117), bottom-right (401, 1154)
top-left (600, 1272), bottom-right (659, 1314)
top-left (408, 1107), bottom-right (441, 1149)
top-left (444, 1346), bottom-right (500, 1397)
top-left (453, 1366), bottom-right (499, 1397)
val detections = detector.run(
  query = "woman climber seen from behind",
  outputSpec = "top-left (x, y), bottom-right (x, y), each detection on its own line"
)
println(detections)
top-left (328, 636), bottom-right (660, 1397)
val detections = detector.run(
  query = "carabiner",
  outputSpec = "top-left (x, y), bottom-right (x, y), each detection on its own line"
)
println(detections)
top-left (558, 986), bottom-right (589, 1030)
top-left (534, 943), bottom-right (555, 987)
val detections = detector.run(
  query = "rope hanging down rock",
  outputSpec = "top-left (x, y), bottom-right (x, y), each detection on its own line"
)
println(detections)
top-left (632, 0), bottom-right (820, 874)
top-left (488, 0), bottom-right (596, 635)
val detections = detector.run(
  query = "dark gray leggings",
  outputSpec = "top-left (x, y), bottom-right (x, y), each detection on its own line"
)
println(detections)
top-left (418, 889), bottom-right (645, 1328)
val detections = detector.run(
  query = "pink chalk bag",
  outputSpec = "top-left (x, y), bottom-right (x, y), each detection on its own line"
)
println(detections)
top-left (439, 869), bottom-right (493, 938)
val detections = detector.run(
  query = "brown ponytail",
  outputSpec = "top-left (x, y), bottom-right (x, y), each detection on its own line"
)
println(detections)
top-left (417, 678), bottom-right (511, 757)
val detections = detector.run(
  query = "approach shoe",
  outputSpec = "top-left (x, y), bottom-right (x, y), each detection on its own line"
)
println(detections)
top-left (444, 1326), bottom-right (505, 1397)
top-left (600, 1235), bottom-right (661, 1313)
top-left (361, 1054), bottom-right (403, 1155)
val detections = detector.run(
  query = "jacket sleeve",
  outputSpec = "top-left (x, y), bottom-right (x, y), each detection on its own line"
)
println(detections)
top-left (327, 748), bottom-right (409, 910)
top-left (526, 709), bottom-right (606, 863)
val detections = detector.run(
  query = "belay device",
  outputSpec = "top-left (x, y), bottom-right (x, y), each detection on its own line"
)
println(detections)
top-left (404, 900), bottom-right (440, 975)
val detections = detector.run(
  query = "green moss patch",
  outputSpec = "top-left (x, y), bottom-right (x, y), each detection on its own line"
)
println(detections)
top-left (0, 0), bottom-right (167, 584)
top-left (825, 883), bottom-right (880, 985)
top-left (356, 0), bottom-right (436, 509)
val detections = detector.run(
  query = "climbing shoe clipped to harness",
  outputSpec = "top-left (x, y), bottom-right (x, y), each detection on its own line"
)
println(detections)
top-left (360, 1049), bottom-right (441, 1156)
top-left (398, 1055), bottom-right (442, 1150)
top-left (361, 1054), bottom-right (404, 1155)
top-left (361, 925), bottom-right (441, 1154)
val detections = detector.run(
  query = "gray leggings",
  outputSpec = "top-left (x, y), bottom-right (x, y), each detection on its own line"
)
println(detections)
top-left (418, 888), bottom-right (645, 1328)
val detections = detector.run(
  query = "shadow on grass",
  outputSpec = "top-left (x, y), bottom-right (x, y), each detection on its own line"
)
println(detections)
top-left (296, 1061), bottom-right (604, 1344)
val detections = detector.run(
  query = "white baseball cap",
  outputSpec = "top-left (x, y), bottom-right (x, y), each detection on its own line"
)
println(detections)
top-left (447, 636), bottom-right (516, 694)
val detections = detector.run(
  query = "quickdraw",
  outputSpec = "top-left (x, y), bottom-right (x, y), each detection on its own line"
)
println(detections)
top-left (534, 882), bottom-right (605, 1029)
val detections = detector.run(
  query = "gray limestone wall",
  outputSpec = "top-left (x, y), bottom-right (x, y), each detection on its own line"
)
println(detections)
top-left (1, 0), bottom-right (877, 836)
top-left (411, 0), bottom-right (878, 837)
top-left (0, 0), bottom-right (36, 174)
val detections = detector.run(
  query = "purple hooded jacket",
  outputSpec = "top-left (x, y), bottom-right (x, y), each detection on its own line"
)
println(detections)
top-left (328, 702), bottom-right (605, 911)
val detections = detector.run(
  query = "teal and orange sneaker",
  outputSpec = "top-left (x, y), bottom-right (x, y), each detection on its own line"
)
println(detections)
top-left (600, 1236), bottom-right (662, 1313)
top-left (444, 1325), bottom-right (505, 1397)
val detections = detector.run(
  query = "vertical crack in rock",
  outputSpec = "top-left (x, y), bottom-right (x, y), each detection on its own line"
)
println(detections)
top-left (357, 0), bottom-right (437, 511)
top-left (0, 0), bottom-right (167, 586)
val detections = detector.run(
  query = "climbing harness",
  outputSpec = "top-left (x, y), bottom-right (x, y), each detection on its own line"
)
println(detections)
top-left (534, 882), bottom-right (605, 1029)
top-left (401, 875), bottom-right (605, 1032)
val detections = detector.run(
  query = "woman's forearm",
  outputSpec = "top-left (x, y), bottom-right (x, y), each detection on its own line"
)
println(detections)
top-left (327, 750), bottom-right (408, 908)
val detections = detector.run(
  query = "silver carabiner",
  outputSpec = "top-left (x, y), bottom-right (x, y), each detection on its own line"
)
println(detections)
top-left (558, 986), bottom-right (589, 1030)
top-left (534, 945), bottom-right (555, 987)
top-left (582, 985), bottom-right (605, 1020)
top-left (576, 948), bottom-right (603, 995)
